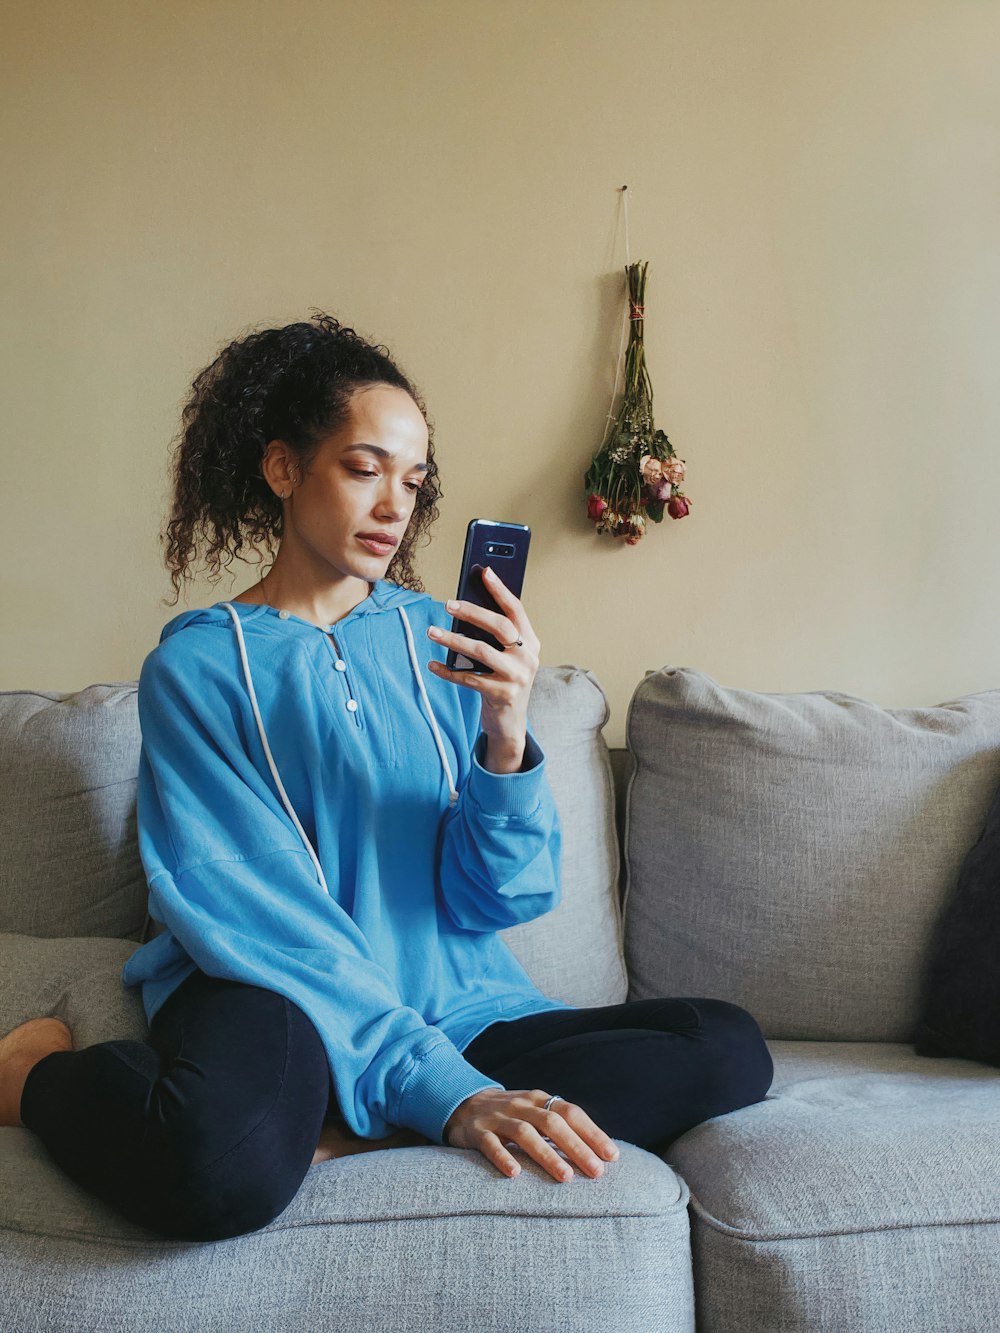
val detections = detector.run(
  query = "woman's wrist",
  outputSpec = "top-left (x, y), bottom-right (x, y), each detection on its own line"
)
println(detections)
top-left (482, 736), bottom-right (527, 773)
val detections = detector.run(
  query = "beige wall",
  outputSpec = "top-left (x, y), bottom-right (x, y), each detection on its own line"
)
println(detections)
top-left (4, 1), bottom-right (998, 747)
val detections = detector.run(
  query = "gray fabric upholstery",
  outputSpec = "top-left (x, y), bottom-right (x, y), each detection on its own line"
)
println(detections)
top-left (0, 1132), bottom-right (694, 1332)
top-left (0, 934), bottom-right (148, 1049)
top-left (504, 665), bottom-right (628, 1009)
top-left (0, 685), bottom-right (147, 941)
top-left (665, 1040), bottom-right (1000, 1332)
top-left (623, 667), bottom-right (1000, 1041)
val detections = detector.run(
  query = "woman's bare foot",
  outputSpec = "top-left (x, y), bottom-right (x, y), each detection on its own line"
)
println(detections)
top-left (311, 1120), bottom-right (431, 1165)
top-left (0, 1018), bottom-right (74, 1127)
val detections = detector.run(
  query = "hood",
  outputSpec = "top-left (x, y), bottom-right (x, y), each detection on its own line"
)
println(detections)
top-left (153, 581), bottom-right (460, 898)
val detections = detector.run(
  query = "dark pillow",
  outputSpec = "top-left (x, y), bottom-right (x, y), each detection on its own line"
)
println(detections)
top-left (913, 776), bottom-right (1000, 1064)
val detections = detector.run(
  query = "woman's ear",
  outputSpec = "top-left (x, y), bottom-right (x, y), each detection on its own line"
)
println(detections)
top-left (260, 439), bottom-right (298, 496)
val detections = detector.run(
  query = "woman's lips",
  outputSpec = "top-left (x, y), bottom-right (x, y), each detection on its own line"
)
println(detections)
top-left (358, 535), bottom-right (395, 554)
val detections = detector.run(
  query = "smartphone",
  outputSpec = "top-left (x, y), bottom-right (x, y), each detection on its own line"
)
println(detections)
top-left (446, 519), bottom-right (531, 674)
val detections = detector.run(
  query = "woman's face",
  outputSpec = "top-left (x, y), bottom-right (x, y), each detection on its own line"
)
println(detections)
top-left (276, 383), bottom-right (430, 583)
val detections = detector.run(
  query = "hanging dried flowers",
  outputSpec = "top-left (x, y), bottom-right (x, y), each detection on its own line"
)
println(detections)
top-left (584, 259), bottom-right (692, 545)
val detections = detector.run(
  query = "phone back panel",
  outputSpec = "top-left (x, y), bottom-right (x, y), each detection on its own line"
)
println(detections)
top-left (447, 519), bottom-right (531, 673)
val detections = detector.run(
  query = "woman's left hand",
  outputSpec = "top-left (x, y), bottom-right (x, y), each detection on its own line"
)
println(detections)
top-left (426, 566), bottom-right (539, 753)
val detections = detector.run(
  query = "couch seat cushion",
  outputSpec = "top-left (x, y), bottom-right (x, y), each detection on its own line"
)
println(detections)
top-left (0, 1135), bottom-right (694, 1333)
top-left (664, 1040), bottom-right (1000, 1331)
top-left (668, 1040), bottom-right (1000, 1234)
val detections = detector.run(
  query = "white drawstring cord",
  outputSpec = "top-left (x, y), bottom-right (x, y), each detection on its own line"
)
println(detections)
top-left (398, 606), bottom-right (459, 805)
top-left (220, 603), bottom-right (332, 893)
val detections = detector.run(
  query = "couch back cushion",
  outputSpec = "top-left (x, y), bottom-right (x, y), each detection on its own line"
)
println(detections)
top-left (509, 665), bottom-right (628, 1009)
top-left (623, 667), bottom-right (1000, 1041)
top-left (0, 685), bottom-right (147, 939)
top-left (0, 669), bottom-right (627, 1009)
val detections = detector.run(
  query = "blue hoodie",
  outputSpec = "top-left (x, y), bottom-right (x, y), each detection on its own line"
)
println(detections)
top-left (121, 577), bottom-right (574, 1146)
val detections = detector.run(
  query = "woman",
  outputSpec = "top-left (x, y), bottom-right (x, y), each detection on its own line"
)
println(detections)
top-left (0, 312), bottom-right (773, 1242)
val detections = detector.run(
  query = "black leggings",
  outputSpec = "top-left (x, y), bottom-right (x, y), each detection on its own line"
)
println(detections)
top-left (20, 969), bottom-right (773, 1243)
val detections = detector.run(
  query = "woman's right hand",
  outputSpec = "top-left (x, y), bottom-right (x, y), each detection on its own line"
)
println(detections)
top-left (443, 1088), bottom-right (620, 1181)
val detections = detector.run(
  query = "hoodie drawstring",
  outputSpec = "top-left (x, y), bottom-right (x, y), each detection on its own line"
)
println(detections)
top-left (219, 602), bottom-right (459, 895)
top-left (397, 606), bottom-right (459, 807)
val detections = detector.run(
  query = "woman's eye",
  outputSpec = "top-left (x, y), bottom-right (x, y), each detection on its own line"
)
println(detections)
top-left (350, 469), bottom-right (421, 493)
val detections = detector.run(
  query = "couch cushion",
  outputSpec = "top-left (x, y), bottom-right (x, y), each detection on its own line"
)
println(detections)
top-left (623, 667), bottom-right (1000, 1040)
top-left (0, 685), bottom-right (147, 940)
top-left (0, 1134), bottom-right (694, 1333)
top-left (0, 934), bottom-right (148, 1048)
top-left (664, 1040), bottom-right (1000, 1331)
top-left (509, 665), bottom-right (628, 1008)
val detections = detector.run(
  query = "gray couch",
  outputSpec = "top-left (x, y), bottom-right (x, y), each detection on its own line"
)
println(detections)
top-left (2, 662), bottom-right (999, 1332)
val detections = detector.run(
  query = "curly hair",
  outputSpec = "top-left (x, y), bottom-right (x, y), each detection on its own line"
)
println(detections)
top-left (160, 309), bottom-right (443, 607)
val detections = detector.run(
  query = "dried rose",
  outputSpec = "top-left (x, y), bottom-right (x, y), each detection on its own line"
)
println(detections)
top-left (587, 494), bottom-right (608, 521)
top-left (662, 458), bottom-right (686, 485)
top-left (667, 495), bottom-right (691, 519)
top-left (638, 454), bottom-right (663, 486)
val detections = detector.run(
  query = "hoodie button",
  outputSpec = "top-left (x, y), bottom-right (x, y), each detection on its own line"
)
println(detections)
top-left (346, 699), bottom-right (358, 712)
top-left (335, 660), bottom-right (347, 671)
top-left (278, 610), bottom-right (290, 620)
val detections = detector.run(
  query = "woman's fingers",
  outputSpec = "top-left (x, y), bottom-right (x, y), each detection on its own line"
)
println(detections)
top-left (444, 1088), bottom-right (620, 1183)
top-left (428, 622), bottom-right (508, 672)
top-left (504, 1096), bottom-right (620, 1183)
top-left (549, 1100), bottom-right (621, 1166)
top-left (510, 1117), bottom-right (582, 1181)
top-left (487, 1130), bottom-right (523, 1178)
top-left (533, 1105), bottom-right (615, 1180)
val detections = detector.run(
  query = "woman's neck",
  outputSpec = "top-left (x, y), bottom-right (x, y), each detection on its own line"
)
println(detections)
top-left (232, 577), bottom-right (375, 627)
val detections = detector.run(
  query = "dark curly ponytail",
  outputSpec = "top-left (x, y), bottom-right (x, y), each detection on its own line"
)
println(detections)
top-left (160, 309), bottom-right (443, 607)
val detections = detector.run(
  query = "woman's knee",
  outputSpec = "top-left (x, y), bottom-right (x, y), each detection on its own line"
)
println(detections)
top-left (692, 998), bottom-right (774, 1107)
top-left (136, 997), bottom-right (329, 1241)
top-left (141, 1169), bottom-right (298, 1242)
top-left (150, 992), bottom-right (327, 1157)
top-left (140, 1124), bottom-right (311, 1242)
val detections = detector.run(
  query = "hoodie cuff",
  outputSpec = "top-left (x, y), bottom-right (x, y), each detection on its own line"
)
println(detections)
top-left (467, 730), bottom-right (547, 820)
top-left (394, 1039), bottom-right (505, 1145)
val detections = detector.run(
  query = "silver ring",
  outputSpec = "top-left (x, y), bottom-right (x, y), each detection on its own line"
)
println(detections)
top-left (542, 1094), bottom-right (563, 1112)
top-left (501, 637), bottom-right (524, 649)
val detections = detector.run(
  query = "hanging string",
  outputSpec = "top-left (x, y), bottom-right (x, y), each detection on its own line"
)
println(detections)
top-left (601, 185), bottom-right (635, 448)
top-left (624, 182), bottom-right (632, 266)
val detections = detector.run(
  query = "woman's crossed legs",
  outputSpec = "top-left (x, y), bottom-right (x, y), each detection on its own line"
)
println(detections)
top-left (18, 979), bottom-right (772, 1242)
top-left (462, 996), bottom-right (774, 1156)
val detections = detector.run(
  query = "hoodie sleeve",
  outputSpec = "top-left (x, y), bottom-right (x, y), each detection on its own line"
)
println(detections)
top-left (126, 644), bottom-right (504, 1146)
top-left (434, 688), bottom-right (563, 933)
